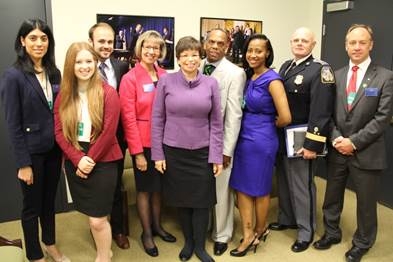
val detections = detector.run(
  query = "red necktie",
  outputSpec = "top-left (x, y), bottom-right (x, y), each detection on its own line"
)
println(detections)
top-left (346, 65), bottom-right (359, 110)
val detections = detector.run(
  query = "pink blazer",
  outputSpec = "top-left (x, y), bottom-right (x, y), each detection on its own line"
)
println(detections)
top-left (119, 63), bottom-right (166, 155)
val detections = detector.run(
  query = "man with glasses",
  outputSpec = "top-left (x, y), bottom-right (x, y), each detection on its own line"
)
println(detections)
top-left (313, 24), bottom-right (393, 262)
top-left (201, 28), bottom-right (246, 256)
top-left (88, 22), bottom-right (130, 249)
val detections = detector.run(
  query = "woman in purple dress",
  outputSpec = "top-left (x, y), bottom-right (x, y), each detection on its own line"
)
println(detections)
top-left (229, 34), bottom-right (291, 257)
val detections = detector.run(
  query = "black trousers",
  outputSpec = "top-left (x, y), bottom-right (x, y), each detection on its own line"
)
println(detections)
top-left (20, 146), bottom-right (61, 260)
top-left (110, 138), bottom-right (127, 235)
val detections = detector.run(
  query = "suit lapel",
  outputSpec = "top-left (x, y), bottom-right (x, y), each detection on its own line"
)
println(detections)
top-left (336, 66), bottom-right (350, 113)
top-left (350, 64), bottom-right (377, 110)
top-left (24, 72), bottom-right (51, 110)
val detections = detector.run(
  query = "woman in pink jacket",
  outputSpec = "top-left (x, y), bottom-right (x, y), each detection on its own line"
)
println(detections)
top-left (119, 30), bottom-right (176, 257)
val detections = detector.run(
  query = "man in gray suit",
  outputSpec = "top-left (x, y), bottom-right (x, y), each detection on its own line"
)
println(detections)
top-left (313, 24), bottom-right (393, 262)
top-left (201, 28), bottom-right (246, 256)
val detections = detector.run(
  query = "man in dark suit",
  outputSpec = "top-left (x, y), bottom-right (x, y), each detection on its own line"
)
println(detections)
top-left (313, 24), bottom-right (393, 262)
top-left (88, 22), bottom-right (130, 249)
top-left (269, 27), bottom-right (335, 252)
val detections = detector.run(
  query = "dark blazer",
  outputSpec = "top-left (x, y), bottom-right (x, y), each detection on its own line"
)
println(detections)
top-left (109, 58), bottom-right (129, 145)
top-left (329, 63), bottom-right (393, 170)
top-left (0, 66), bottom-right (61, 168)
top-left (110, 58), bottom-right (129, 91)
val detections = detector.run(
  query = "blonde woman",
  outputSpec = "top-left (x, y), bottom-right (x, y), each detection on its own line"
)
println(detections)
top-left (54, 42), bottom-right (122, 262)
top-left (120, 30), bottom-right (175, 257)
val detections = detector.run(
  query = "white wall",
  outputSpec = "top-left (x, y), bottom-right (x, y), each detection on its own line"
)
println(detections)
top-left (51, 0), bottom-right (323, 71)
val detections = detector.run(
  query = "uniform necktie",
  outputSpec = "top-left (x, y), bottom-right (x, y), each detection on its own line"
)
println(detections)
top-left (99, 63), bottom-right (108, 82)
top-left (346, 65), bottom-right (359, 110)
top-left (284, 61), bottom-right (296, 76)
top-left (203, 64), bottom-right (216, 76)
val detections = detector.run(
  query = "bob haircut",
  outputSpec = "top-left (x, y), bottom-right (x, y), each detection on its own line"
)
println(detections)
top-left (134, 30), bottom-right (167, 62)
top-left (14, 18), bottom-right (57, 75)
top-left (175, 36), bottom-right (202, 59)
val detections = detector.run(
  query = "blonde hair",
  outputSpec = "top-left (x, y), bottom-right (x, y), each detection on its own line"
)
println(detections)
top-left (134, 30), bottom-right (166, 62)
top-left (59, 42), bottom-right (104, 149)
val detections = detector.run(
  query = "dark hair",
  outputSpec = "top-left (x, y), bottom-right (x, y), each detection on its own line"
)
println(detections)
top-left (242, 34), bottom-right (274, 78)
top-left (14, 18), bottom-right (57, 75)
top-left (175, 36), bottom-right (202, 59)
top-left (206, 28), bottom-right (230, 43)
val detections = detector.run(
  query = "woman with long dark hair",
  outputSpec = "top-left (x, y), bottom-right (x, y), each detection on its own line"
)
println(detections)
top-left (0, 19), bottom-right (69, 262)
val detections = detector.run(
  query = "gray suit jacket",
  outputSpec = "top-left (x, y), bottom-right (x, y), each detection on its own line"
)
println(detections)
top-left (201, 57), bottom-right (246, 157)
top-left (329, 62), bottom-right (393, 170)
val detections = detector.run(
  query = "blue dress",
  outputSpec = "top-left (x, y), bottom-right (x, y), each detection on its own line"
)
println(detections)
top-left (229, 69), bottom-right (281, 197)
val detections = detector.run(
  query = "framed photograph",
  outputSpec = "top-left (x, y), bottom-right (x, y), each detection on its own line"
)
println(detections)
top-left (97, 14), bottom-right (175, 69)
top-left (200, 17), bottom-right (263, 65)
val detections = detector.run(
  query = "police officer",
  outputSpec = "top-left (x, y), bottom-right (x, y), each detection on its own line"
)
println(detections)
top-left (269, 27), bottom-right (335, 252)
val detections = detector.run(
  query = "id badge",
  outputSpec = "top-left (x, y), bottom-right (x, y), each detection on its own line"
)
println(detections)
top-left (365, 87), bottom-right (378, 97)
top-left (78, 122), bottom-right (84, 136)
top-left (143, 83), bottom-right (155, 92)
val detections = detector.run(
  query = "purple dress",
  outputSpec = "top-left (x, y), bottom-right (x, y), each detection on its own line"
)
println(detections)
top-left (229, 69), bottom-right (281, 197)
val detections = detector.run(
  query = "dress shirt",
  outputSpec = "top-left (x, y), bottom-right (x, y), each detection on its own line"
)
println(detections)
top-left (346, 56), bottom-right (371, 92)
top-left (100, 60), bottom-right (117, 88)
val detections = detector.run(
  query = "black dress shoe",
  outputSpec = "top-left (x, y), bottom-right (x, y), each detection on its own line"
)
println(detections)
top-left (152, 229), bottom-right (177, 242)
top-left (345, 245), bottom-right (368, 262)
top-left (268, 222), bottom-right (297, 231)
top-left (291, 240), bottom-right (310, 252)
top-left (313, 235), bottom-right (341, 250)
top-left (141, 233), bottom-right (159, 257)
top-left (213, 242), bottom-right (228, 256)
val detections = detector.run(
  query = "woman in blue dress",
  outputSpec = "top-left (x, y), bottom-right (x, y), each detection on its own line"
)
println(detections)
top-left (229, 34), bottom-right (291, 257)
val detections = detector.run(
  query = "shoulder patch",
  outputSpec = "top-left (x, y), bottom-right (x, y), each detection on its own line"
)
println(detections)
top-left (321, 65), bottom-right (335, 84)
top-left (313, 58), bottom-right (328, 65)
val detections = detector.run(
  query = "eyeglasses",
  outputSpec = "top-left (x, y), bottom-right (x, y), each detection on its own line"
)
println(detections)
top-left (142, 45), bottom-right (160, 52)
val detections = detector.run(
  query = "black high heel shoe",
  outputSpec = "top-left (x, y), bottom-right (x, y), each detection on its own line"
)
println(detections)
top-left (230, 235), bottom-right (259, 257)
top-left (152, 229), bottom-right (177, 242)
top-left (240, 228), bottom-right (270, 243)
top-left (258, 228), bottom-right (270, 242)
top-left (141, 233), bottom-right (159, 257)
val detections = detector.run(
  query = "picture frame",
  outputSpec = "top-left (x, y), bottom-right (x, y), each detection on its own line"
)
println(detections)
top-left (97, 14), bottom-right (175, 69)
top-left (200, 17), bottom-right (263, 66)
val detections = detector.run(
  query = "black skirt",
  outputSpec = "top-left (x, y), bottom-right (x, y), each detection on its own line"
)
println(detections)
top-left (162, 145), bottom-right (216, 208)
top-left (65, 142), bottom-right (117, 217)
top-left (132, 148), bottom-right (162, 192)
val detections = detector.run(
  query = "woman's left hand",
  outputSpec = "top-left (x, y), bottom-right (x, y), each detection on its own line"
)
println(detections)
top-left (213, 163), bottom-right (223, 177)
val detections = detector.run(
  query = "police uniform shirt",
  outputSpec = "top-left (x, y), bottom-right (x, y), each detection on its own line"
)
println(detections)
top-left (279, 55), bottom-right (336, 153)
